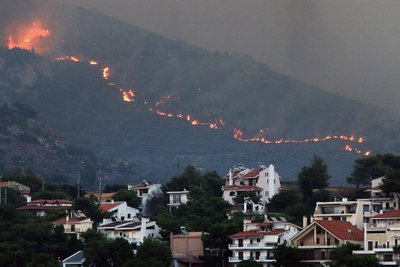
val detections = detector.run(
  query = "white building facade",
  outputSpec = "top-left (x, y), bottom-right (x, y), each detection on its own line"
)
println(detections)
top-left (229, 219), bottom-right (301, 267)
top-left (222, 164), bottom-right (281, 206)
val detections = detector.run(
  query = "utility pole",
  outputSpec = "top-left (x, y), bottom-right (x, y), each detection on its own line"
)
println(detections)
top-left (98, 169), bottom-right (102, 202)
top-left (77, 170), bottom-right (81, 198)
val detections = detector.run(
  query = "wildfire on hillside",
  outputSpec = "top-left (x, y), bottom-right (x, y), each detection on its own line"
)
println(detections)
top-left (234, 128), bottom-right (372, 155)
top-left (6, 20), bottom-right (50, 54)
top-left (2, 19), bottom-right (373, 157)
top-left (121, 89), bottom-right (136, 102)
top-left (146, 96), bottom-right (224, 129)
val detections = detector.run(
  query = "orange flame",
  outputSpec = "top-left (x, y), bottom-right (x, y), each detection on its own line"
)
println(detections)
top-left (122, 89), bottom-right (136, 102)
top-left (103, 67), bottom-right (110, 80)
top-left (7, 20), bottom-right (50, 54)
top-left (234, 128), bottom-right (371, 155)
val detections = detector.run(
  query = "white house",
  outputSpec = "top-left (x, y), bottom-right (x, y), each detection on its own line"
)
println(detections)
top-left (222, 163), bottom-right (281, 206)
top-left (313, 177), bottom-right (399, 230)
top-left (353, 209), bottom-right (400, 266)
top-left (228, 218), bottom-right (301, 267)
top-left (53, 211), bottom-right (93, 239)
top-left (127, 181), bottom-right (162, 211)
top-left (167, 190), bottom-right (189, 213)
top-left (98, 217), bottom-right (160, 246)
top-left (99, 201), bottom-right (139, 222)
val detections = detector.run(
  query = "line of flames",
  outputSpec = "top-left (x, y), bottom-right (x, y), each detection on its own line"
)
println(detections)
top-left (233, 128), bottom-right (371, 155)
top-left (5, 19), bottom-right (372, 156)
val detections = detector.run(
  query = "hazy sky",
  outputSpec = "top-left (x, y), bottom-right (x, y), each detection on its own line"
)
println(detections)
top-left (56, 0), bottom-right (400, 113)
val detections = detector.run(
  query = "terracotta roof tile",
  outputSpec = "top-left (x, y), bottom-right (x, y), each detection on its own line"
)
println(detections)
top-left (223, 185), bottom-right (262, 191)
top-left (242, 168), bottom-right (262, 179)
top-left (17, 205), bottom-right (72, 211)
top-left (99, 203), bottom-right (120, 212)
top-left (372, 209), bottom-right (400, 219)
top-left (315, 220), bottom-right (363, 241)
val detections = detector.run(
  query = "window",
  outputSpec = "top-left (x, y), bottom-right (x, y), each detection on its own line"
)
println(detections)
top-left (128, 214), bottom-right (131, 219)
top-left (71, 224), bottom-right (75, 232)
top-left (229, 191), bottom-right (236, 196)
top-left (327, 238), bottom-right (330, 245)
top-left (257, 238), bottom-right (260, 243)
top-left (316, 238), bottom-right (320, 244)
top-left (363, 204), bottom-right (369, 212)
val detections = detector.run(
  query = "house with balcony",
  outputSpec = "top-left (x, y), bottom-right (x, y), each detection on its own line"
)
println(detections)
top-left (222, 163), bottom-right (281, 208)
top-left (128, 181), bottom-right (162, 211)
top-left (167, 190), bottom-right (189, 213)
top-left (98, 217), bottom-right (160, 246)
top-left (53, 211), bottom-right (93, 239)
top-left (313, 177), bottom-right (399, 230)
top-left (290, 220), bottom-right (364, 266)
top-left (228, 218), bottom-right (300, 267)
top-left (99, 201), bottom-right (139, 222)
top-left (353, 209), bottom-right (400, 266)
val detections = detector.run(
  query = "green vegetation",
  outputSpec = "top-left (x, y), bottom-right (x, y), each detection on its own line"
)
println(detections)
top-left (121, 238), bottom-right (172, 267)
top-left (0, 204), bottom-right (82, 266)
top-left (112, 189), bottom-right (141, 209)
top-left (330, 243), bottom-right (379, 267)
top-left (82, 230), bottom-right (135, 267)
top-left (273, 241), bottom-right (303, 267)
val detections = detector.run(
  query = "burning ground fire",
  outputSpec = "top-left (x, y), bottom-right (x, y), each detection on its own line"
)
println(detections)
top-left (3, 19), bottom-right (373, 156)
top-left (233, 128), bottom-right (371, 156)
top-left (6, 20), bottom-right (50, 54)
top-left (145, 96), bottom-right (224, 129)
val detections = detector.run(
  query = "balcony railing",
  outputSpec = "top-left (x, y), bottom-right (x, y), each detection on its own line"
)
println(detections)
top-left (229, 243), bottom-right (276, 249)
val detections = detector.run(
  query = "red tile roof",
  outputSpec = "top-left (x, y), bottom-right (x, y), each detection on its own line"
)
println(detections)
top-left (223, 185), bottom-right (262, 191)
top-left (371, 209), bottom-right (400, 219)
top-left (129, 182), bottom-right (155, 189)
top-left (99, 203), bottom-right (120, 212)
top-left (53, 217), bottom-right (89, 224)
top-left (315, 220), bottom-right (363, 241)
top-left (242, 168), bottom-right (262, 179)
top-left (229, 229), bottom-right (287, 238)
top-left (18, 205), bottom-right (72, 211)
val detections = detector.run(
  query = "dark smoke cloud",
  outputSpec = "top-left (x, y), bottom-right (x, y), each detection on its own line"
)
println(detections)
top-left (43, 0), bottom-right (400, 113)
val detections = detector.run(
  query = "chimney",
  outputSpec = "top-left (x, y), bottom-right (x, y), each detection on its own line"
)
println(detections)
top-left (229, 169), bottom-right (233, 186)
top-left (268, 164), bottom-right (275, 198)
top-left (303, 216), bottom-right (308, 228)
top-left (141, 217), bottom-right (148, 235)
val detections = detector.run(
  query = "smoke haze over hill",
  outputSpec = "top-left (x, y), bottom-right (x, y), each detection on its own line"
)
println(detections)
top-left (55, 0), bottom-right (400, 113)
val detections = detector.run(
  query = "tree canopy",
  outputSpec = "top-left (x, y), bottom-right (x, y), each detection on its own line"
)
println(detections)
top-left (330, 243), bottom-right (379, 267)
top-left (297, 155), bottom-right (330, 205)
